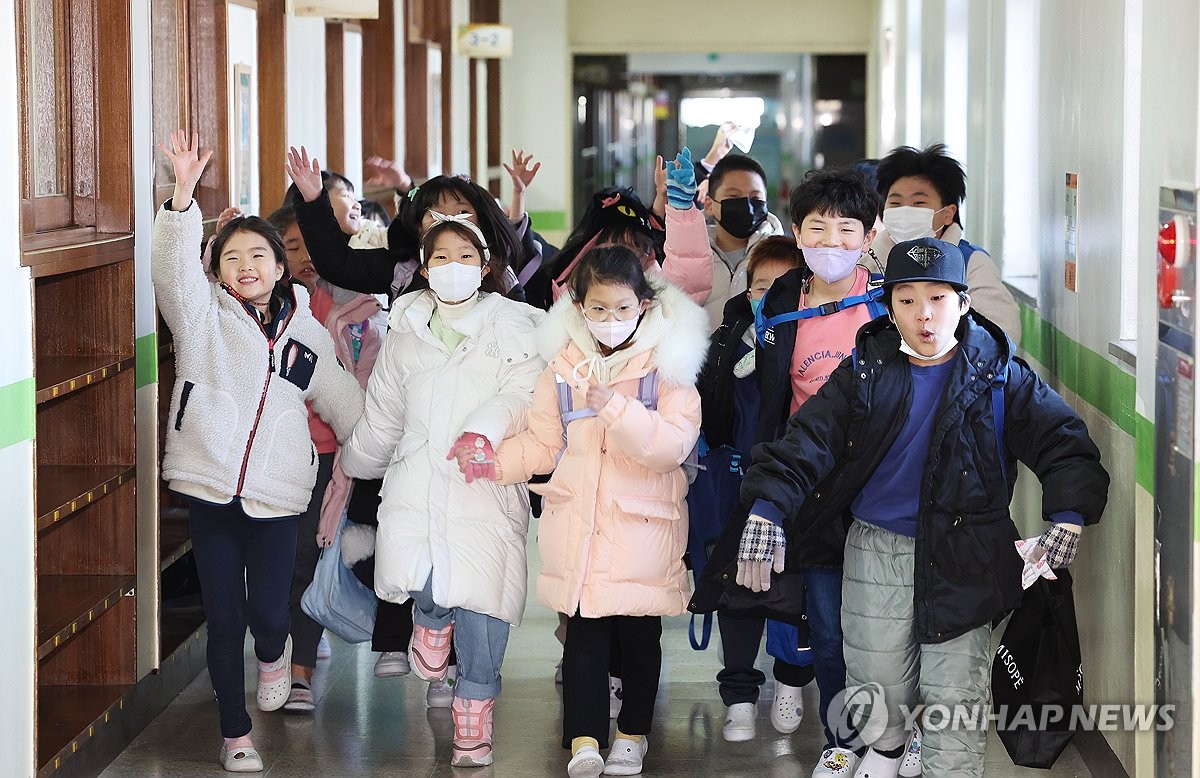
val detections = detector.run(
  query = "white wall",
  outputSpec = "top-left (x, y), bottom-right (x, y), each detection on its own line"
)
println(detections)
top-left (569, 0), bottom-right (872, 53)
top-left (343, 26), bottom-right (364, 189)
top-left (286, 16), bottom-right (327, 166)
top-left (0, 0), bottom-right (36, 769)
top-left (501, 0), bottom-right (570, 223)
top-left (227, 5), bottom-right (259, 215)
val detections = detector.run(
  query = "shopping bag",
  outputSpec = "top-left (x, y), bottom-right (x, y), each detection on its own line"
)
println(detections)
top-left (301, 511), bottom-right (377, 644)
top-left (991, 569), bottom-right (1083, 768)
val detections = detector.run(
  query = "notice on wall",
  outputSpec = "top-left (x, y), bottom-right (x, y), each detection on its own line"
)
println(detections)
top-left (1064, 173), bottom-right (1079, 292)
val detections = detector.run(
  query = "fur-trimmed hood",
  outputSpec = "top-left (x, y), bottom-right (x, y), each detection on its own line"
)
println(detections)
top-left (535, 276), bottom-right (710, 387)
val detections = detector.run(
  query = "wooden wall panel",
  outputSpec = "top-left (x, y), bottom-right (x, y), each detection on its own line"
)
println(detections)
top-left (187, 0), bottom-right (229, 218)
top-left (257, 0), bottom-right (288, 211)
top-left (325, 22), bottom-right (346, 175)
top-left (360, 0), bottom-right (395, 162)
top-left (95, 0), bottom-right (134, 233)
top-left (404, 26), bottom-right (429, 178)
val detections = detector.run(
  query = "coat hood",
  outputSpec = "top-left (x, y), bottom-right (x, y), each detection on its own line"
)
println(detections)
top-left (536, 276), bottom-right (710, 386)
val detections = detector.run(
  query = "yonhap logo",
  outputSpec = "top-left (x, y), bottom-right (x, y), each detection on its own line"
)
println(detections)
top-left (829, 683), bottom-right (889, 749)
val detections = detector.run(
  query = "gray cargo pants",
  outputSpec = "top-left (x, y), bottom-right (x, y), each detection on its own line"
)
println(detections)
top-left (841, 520), bottom-right (991, 778)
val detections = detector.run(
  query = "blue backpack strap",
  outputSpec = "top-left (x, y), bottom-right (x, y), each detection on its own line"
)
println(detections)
top-left (959, 238), bottom-right (986, 267)
top-left (992, 362), bottom-right (1009, 482)
top-left (689, 612), bottom-right (713, 651)
top-left (758, 285), bottom-right (887, 340)
top-left (638, 370), bottom-right (660, 410)
top-left (556, 375), bottom-right (595, 429)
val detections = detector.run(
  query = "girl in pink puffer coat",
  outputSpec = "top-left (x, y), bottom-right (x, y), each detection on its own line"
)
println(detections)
top-left (474, 244), bottom-right (707, 778)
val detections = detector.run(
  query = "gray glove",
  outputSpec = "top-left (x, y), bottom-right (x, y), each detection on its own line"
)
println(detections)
top-left (1036, 523), bottom-right (1082, 569)
top-left (735, 515), bottom-right (786, 592)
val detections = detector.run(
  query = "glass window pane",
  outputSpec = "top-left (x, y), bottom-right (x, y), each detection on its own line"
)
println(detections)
top-left (29, 0), bottom-right (68, 197)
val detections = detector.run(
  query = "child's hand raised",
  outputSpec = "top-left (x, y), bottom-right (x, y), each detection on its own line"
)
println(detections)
top-left (284, 146), bottom-right (324, 203)
top-left (364, 155), bottom-right (412, 191)
top-left (216, 206), bottom-right (243, 232)
top-left (503, 149), bottom-right (541, 193)
top-left (585, 383), bottom-right (614, 413)
top-left (159, 130), bottom-right (213, 211)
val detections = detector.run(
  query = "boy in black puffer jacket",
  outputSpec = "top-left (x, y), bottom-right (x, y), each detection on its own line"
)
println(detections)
top-left (691, 236), bottom-right (814, 743)
top-left (735, 238), bottom-right (1109, 778)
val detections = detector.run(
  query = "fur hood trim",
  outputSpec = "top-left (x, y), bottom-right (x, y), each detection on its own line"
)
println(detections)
top-left (535, 276), bottom-right (710, 386)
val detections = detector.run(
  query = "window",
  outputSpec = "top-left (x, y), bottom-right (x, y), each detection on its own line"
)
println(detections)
top-left (20, 0), bottom-right (74, 231)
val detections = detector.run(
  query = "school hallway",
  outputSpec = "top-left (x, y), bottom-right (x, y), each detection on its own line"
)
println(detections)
top-left (98, 533), bottom-right (1092, 778)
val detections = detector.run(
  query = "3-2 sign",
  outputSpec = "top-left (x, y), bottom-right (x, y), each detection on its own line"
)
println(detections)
top-left (456, 24), bottom-right (513, 59)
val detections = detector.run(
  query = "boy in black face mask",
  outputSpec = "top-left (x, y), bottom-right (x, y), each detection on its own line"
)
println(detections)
top-left (700, 154), bottom-right (785, 330)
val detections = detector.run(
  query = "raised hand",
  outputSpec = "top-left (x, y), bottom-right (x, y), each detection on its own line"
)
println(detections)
top-left (664, 147), bottom-right (697, 210)
top-left (503, 149), bottom-right (542, 220)
top-left (364, 155), bottom-right (412, 191)
top-left (284, 146), bottom-right (324, 203)
top-left (216, 206), bottom-right (243, 232)
top-left (704, 121), bottom-right (736, 167)
top-left (159, 130), bottom-right (213, 211)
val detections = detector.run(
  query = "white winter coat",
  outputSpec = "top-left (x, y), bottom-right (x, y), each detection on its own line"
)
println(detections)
top-left (340, 290), bottom-right (545, 625)
top-left (151, 203), bottom-right (365, 515)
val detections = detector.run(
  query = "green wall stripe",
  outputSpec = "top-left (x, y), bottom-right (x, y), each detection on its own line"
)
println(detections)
top-left (135, 333), bottom-right (158, 389)
top-left (528, 210), bottom-right (567, 232)
top-left (1018, 305), bottom-right (1137, 437)
top-left (0, 378), bottom-right (35, 448)
top-left (1137, 413), bottom-right (1154, 494)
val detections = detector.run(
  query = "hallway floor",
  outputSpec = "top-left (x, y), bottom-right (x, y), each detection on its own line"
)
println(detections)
top-left (101, 590), bottom-right (1094, 777)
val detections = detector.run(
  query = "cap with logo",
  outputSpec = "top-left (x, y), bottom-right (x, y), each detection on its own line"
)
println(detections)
top-left (883, 237), bottom-right (968, 291)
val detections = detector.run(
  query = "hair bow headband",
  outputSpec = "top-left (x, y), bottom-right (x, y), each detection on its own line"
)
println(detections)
top-left (421, 209), bottom-right (491, 263)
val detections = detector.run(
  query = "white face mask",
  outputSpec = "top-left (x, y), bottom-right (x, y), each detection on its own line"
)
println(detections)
top-left (883, 206), bottom-right (944, 242)
top-left (898, 334), bottom-right (959, 362)
top-left (585, 316), bottom-right (639, 349)
top-left (426, 262), bottom-right (482, 303)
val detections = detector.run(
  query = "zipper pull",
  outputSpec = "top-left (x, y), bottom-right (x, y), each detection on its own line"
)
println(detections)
top-left (269, 348), bottom-right (276, 373)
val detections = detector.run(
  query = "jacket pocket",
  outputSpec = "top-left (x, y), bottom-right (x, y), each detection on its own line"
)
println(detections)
top-left (174, 381), bottom-right (195, 430)
top-left (170, 380), bottom-right (240, 462)
top-left (608, 494), bottom-right (684, 585)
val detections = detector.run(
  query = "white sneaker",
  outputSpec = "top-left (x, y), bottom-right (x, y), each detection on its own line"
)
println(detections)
top-left (722, 702), bottom-right (757, 742)
top-left (812, 747), bottom-right (860, 777)
top-left (609, 676), bottom-right (623, 719)
top-left (898, 729), bottom-right (922, 777)
top-left (316, 633), bottom-right (332, 660)
top-left (427, 665), bottom-right (457, 708)
top-left (603, 735), bottom-right (648, 775)
top-left (374, 651), bottom-right (411, 677)
top-left (853, 748), bottom-right (902, 778)
top-left (770, 682), bottom-right (804, 734)
top-left (567, 744), bottom-right (605, 778)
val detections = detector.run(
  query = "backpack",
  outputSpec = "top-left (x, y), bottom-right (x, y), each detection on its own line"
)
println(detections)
top-left (754, 272), bottom-right (888, 346)
top-left (683, 439), bottom-right (743, 650)
top-left (553, 369), bottom-right (702, 476)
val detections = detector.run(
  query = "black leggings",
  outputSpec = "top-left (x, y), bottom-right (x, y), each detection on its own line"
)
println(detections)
top-left (562, 613), bottom-right (661, 749)
top-left (288, 453), bottom-right (335, 668)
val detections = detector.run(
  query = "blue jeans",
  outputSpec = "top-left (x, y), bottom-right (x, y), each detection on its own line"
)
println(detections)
top-left (803, 566), bottom-right (851, 749)
top-left (409, 573), bottom-right (509, 700)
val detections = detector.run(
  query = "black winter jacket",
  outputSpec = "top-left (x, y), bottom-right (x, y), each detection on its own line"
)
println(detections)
top-left (741, 311), bottom-right (1109, 643)
top-left (696, 294), bottom-right (754, 449)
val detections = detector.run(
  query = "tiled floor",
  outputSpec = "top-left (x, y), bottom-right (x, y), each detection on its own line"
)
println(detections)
top-left (102, 539), bottom-right (1094, 777)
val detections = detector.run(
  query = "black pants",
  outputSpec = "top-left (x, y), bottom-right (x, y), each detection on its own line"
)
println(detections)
top-left (288, 453), bottom-right (335, 668)
top-left (562, 614), bottom-right (661, 749)
top-left (188, 498), bottom-right (297, 738)
top-left (716, 610), bottom-right (816, 706)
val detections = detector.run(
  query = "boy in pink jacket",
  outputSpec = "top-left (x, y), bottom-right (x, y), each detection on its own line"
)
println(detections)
top-left (473, 246), bottom-right (708, 778)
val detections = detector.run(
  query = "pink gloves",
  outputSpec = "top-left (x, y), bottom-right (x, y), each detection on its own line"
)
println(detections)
top-left (448, 432), bottom-right (497, 483)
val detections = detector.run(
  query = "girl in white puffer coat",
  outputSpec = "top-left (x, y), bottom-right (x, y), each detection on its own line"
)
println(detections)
top-left (337, 213), bottom-right (545, 769)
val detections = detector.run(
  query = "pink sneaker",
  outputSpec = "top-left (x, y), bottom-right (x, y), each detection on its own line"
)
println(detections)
top-left (410, 623), bottom-right (454, 681)
top-left (450, 697), bottom-right (495, 767)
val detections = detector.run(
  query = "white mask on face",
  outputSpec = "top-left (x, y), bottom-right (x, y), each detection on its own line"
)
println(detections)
top-left (883, 206), bottom-right (946, 242)
top-left (427, 262), bottom-right (482, 303)
top-left (898, 334), bottom-right (959, 362)
top-left (584, 316), bottom-right (639, 349)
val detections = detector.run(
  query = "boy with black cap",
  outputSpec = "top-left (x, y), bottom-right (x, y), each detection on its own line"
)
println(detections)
top-left (732, 237), bottom-right (1109, 778)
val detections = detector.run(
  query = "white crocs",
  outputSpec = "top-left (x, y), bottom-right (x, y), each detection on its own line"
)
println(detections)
top-left (812, 747), bottom-right (860, 777)
top-left (898, 728), bottom-right (922, 777)
top-left (567, 744), bottom-right (605, 778)
top-left (723, 702), bottom-right (757, 742)
top-left (852, 747), bottom-right (903, 778)
top-left (770, 681), bottom-right (804, 734)
top-left (603, 735), bottom-right (648, 775)
top-left (256, 635), bottom-right (291, 712)
top-left (219, 741), bottom-right (263, 772)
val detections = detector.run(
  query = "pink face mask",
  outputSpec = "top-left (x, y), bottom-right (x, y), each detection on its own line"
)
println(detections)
top-left (802, 246), bottom-right (861, 284)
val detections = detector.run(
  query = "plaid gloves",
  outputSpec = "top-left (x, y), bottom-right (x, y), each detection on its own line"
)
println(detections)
top-left (665, 147), bottom-right (698, 210)
top-left (1037, 523), bottom-right (1082, 568)
top-left (735, 515), bottom-right (786, 592)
